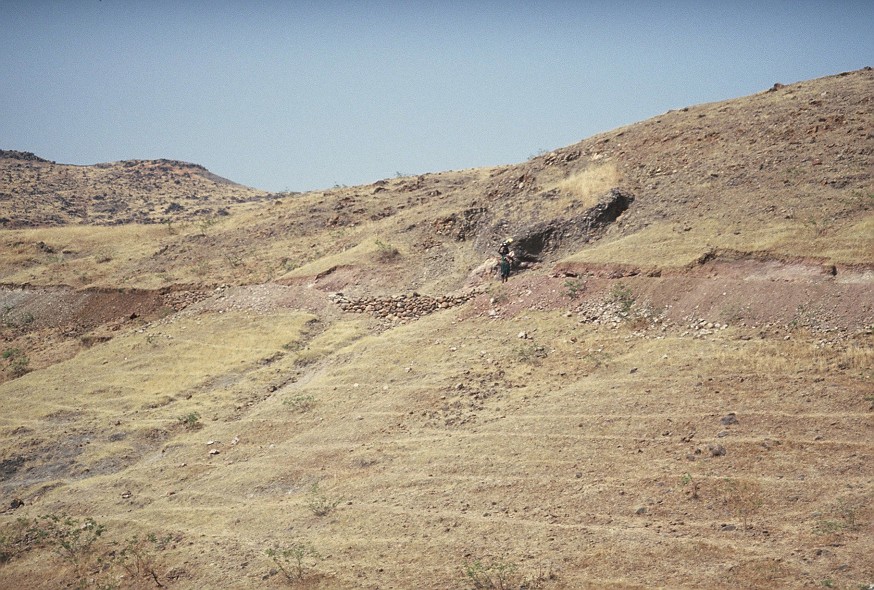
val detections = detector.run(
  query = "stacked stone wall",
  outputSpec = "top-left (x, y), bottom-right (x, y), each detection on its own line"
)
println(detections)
top-left (330, 292), bottom-right (471, 322)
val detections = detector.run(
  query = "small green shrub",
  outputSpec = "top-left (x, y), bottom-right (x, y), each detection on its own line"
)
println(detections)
top-left (681, 472), bottom-right (700, 499)
top-left (582, 348), bottom-right (611, 370)
top-left (815, 497), bottom-right (862, 535)
top-left (608, 283), bottom-right (635, 315)
top-left (224, 252), bottom-right (244, 268)
top-left (374, 239), bottom-right (400, 262)
top-left (281, 340), bottom-right (303, 352)
top-left (177, 412), bottom-right (201, 430)
top-left (305, 483), bottom-right (344, 517)
top-left (266, 542), bottom-right (321, 583)
top-left (29, 514), bottom-right (106, 567)
top-left (563, 278), bottom-right (586, 300)
top-left (2, 514), bottom-right (172, 588)
top-left (3, 348), bottom-right (30, 377)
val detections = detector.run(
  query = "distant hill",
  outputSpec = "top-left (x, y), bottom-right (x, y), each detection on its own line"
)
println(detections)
top-left (0, 155), bottom-right (271, 227)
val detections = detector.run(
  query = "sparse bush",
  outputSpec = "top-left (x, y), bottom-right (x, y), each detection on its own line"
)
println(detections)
top-left (197, 216), bottom-right (218, 236)
top-left (109, 532), bottom-right (172, 587)
top-left (680, 472), bottom-right (700, 499)
top-left (718, 478), bottom-right (763, 530)
top-left (281, 340), bottom-right (303, 352)
top-left (224, 252), bottom-right (244, 268)
top-left (266, 542), bottom-right (321, 583)
top-left (814, 497), bottom-right (862, 535)
top-left (305, 483), bottom-right (343, 516)
top-left (608, 283), bottom-right (635, 315)
top-left (177, 412), bottom-right (201, 430)
top-left (2, 312), bottom-right (35, 328)
top-left (28, 514), bottom-right (106, 569)
top-left (283, 395), bottom-right (315, 413)
top-left (9, 355), bottom-right (30, 377)
top-left (582, 348), bottom-right (611, 370)
top-left (2, 514), bottom-right (172, 588)
top-left (514, 343), bottom-right (548, 365)
top-left (94, 249), bottom-right (113, 264)
top-left (463, 556), bottom-right (552, 590)
top-left (563, 278), bottom-right (586, 300)
top-left (374, 239), bottom-right (400, 262)
top-left (0, 517), bottom-right (32, 564)
top-left (2, 348), bottom-right (30, 378)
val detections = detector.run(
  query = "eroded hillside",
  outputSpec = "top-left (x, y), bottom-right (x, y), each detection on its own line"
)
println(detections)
top-left (0, 69), bottom-right (871, 590)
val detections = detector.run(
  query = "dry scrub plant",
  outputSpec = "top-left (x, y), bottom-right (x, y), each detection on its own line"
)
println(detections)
top-left (304, 483), bottom-right (344, 517)
top-left (177, 411), bottom-right (202, 430)
top-left (0, 514), bottom-right (172, 588)
top-left (283, 394), bottom-right (316, 413)
top-left (718, 478), bottom-right (764, 530)
top-left (2, 347), bottom-right (30, 378)
top-left (109, 532), bottom-right (173, 588)
top-left (463, 556), bottom-right (554, 590)
top-left (266, 542), bottom-right (321, 584)
top-left (374, 239), bottom-right (400, 262)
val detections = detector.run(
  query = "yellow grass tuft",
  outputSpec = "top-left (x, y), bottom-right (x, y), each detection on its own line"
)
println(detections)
top-left (549, 162), bottom-right (621, 209)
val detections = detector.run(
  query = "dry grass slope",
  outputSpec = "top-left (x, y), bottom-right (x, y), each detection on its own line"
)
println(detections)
top-left (0, 68), bottom-right (871, 589)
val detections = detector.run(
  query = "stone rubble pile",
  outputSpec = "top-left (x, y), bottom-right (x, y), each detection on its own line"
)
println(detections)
top-left (573, 296), bottom-right (666, 329)
top-left (330, 292), bottom-right (472, 322)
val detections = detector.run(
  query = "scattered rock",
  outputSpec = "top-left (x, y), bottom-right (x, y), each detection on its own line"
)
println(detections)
top-left (708, 444), bottom-right (726, 457)
top-left (720, 413), bottom-right (738, 426)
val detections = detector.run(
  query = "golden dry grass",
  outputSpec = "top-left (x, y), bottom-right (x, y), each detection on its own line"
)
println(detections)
top-left (1, 69), bottom-right (872, 590)
top-left (548, 161), bottom-right (621, 209)
top-left (562, 213), bottom-right (874, 268)
top-left (2, 306), bottom-right (871, 588)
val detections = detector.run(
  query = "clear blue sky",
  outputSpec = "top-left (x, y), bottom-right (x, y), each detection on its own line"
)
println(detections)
top-left (2, 1), bottom-right (872, 192)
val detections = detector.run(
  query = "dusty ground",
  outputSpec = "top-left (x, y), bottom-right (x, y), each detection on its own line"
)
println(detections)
top-left (0, 69), bottom-right (871, 589)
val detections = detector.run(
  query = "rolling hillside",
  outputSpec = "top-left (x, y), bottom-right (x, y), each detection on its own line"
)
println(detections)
top-left (0, 68), bottom-right (871, 589)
